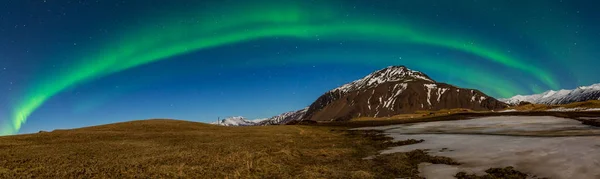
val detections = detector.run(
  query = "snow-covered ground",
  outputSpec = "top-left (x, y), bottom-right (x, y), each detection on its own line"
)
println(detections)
top-left (357, 116), bottom-right (600, 179)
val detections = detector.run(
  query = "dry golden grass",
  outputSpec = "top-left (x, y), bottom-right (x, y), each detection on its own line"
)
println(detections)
top-left (354, 108), bottom-right (476, 121)
top-left (0, 119), bottom-right (455, 178)
top-left (508, 100), bottom-right (600, 111)
top-left (560, 100), bottom-right (600, 108)
top-left (508, 103), bottom-right (551, 111)
top-left (353, 114), bottom-right (425, 121)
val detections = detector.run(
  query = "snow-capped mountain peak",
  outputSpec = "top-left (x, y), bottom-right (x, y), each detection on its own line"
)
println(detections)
top-left (578, 83), bottom-right (600, 90)
top-left (332, 66), bottom-right (435, 93)
top-left (500, 83), bottom-right (600, 105)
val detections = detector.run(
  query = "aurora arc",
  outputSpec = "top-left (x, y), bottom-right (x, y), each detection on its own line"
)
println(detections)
top-left (290, 52), bottom-right (527, 98)
top-left (8, 5), bottom-right (558, 134)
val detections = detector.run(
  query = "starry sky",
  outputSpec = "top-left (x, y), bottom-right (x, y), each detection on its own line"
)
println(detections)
top-left (1, 0), bottom-right (599, 135)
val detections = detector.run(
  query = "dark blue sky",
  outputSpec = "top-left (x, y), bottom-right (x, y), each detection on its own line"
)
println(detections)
top-left (1, 0), bottom-right (599, 135)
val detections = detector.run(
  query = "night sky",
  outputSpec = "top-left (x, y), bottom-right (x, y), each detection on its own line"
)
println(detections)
top-left (1, 0), bottom-right (599, 135)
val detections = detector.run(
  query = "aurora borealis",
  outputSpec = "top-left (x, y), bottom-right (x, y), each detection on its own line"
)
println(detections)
top-left (1, 0), bottom-right (598, 135)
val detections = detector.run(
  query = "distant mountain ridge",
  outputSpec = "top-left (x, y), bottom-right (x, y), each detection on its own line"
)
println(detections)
top-left (211, 116), bottom-right (263, 126)
top-left (216, 65), bottom-right (507, 125)
top-left (212, 108), bottom-right (308, 126)
top-left (500, 83), bottom-right (600, 105)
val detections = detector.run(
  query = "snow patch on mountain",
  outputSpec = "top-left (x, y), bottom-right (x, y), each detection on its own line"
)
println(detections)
top-left (424, 84), bottom-right (438, 107)
top-left (383, 83), bottom-right (408, 110)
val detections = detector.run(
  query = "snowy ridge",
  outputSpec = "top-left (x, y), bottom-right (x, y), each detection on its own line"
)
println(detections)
top-left (332, 66), bottom-right (434, 93)
top-left (500, 83), bottom-right (600, 105)
top-left (213, 108), bottom-right (308, 126)
top-left (211, 116), bottom-right (258, 126)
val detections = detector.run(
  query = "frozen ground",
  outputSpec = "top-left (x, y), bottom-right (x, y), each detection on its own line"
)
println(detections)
top-left (357, 116), bottom-right (600, 179)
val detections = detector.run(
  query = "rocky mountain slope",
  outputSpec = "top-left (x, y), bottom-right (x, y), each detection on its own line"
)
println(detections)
top-left (302, 66), bottom-right (507, 121)
top-left (500, 83), bottom-right (600, 105)
top-left (259, 108), bottom-right (308, 125)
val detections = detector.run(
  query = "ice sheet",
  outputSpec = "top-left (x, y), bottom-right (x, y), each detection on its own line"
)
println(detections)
top-left (358, 116), bottom-right (600, 179)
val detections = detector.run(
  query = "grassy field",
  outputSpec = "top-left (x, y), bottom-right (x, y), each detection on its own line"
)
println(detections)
top-left (557, 100), bottom-right (600, 108)
top-left (353, 108), bottom-right (476, 121)
top-left (509, 100), bottom-right (600, 111)
top-left (0, 119), bottom-right (461, 178)
top-left (3, 109), bottom-right (598, 178)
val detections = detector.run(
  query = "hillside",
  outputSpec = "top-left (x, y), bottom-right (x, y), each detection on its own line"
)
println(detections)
top-left (0, 119), bottom-right (455, 178)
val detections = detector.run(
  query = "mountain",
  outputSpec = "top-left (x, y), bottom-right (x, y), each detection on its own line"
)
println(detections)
top-left (212, 116), bottom-right (259, 126)
top-left (500, 83), bottom-right (600, 105)
top-left (302, 66), bottom-right (507, 121)
top-left (212, 108), bottom-right (308, 126)
top-left (259, 108), bottom-right (308, 125)
top-left (216, 66), bottom-right (508, 124)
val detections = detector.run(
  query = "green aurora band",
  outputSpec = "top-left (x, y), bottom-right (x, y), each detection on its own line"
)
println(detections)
top-left (6, 3), bottom-right (558, 134)
top-left (292, 52), bottom-right (527, 98)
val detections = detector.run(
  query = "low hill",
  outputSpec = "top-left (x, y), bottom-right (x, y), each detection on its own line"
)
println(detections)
top-left (0, 119), bottom-right (451, 178)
